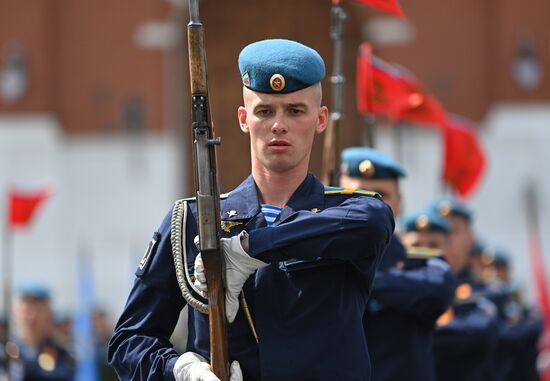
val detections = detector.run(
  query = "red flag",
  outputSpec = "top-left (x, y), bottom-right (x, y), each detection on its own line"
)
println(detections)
top-left (353, 0), bottom-right (405, 18)
top-left (356, 43), bottom-right (374, 115)
top-left (8, 187), bottom-right (51, 229)
top-left (399, 91), bottom-right (448, 128)
top-left (442, 115), bottom-right (486, 198)
top-left (356, 44), bottom-right (422, 120)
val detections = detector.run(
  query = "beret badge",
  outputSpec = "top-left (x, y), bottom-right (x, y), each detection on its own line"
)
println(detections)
top-left (415, 215), bottom-right (430, 231)
top-left (438, 201), bottom-right (452, 217)
top-left (270, 74), bottom-right (285, 92)
top-left (359, 160), bottom-right (375, 178)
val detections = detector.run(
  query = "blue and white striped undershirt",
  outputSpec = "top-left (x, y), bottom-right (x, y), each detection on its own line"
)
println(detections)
top-left (261, 204), bottom-right (283, 227)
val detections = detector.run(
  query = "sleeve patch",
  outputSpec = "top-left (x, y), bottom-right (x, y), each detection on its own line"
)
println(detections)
top-left (135, 232), bottom-right (161, 277)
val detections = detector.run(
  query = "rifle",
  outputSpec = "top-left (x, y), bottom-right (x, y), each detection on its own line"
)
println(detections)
top-left (187, 0), bottom-right (230, 379)
top-left (321, 0), bottom-right (346, 186)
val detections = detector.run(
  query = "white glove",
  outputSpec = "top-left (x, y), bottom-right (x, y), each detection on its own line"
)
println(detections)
top-left (194, 231), bottom-right (268, 323)
top-left (173, 352), bottom-right (243, 381)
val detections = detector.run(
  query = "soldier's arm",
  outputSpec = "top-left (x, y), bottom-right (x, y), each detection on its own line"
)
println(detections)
top-left (108, 209), bottom-right (188, 381)
top-left (248, 195), bottom-right (394, 263)
top-left (371, 264), bottom-right (456, 321)
top-left (434, 304), bottom-right (499, 354)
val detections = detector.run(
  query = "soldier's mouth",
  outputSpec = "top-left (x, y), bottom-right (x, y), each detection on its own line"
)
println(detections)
top-left (268, 140), bottom-right (290, 147)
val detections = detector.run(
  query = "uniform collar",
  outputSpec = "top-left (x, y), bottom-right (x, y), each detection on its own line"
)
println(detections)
top-left (221, 175), bottom-right (261, 221)
top-left (221, 172), bottom-right (325, 222)
top-left (278, 172), bottom-right (325, 222)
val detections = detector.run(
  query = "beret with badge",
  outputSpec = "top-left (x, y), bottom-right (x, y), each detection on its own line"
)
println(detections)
top-left (340, 147), bottom-right (406, 179)
top-left (402, 209), bottom-right (452, 233)
top-left (429, 196), bottom-right (472, 222)
top-left (238, 39), bottom-right (325, 94)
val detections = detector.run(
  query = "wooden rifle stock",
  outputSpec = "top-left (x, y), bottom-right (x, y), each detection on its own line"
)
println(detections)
top-left (187, 1), bottom-right (229, 379)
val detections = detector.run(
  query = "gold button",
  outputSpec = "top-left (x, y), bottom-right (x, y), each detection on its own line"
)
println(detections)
top-left (270, 74), bottom-right (285, 92)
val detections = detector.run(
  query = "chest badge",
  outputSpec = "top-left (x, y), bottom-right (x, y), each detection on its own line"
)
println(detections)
top-left (221, 220), bottom-right (243, 233)
top-left (227, 210), bottom-right (238, 217)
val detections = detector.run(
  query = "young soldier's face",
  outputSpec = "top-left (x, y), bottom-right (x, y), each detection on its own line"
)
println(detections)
top-left (238, 84), bottom-right (328, 174)
top-left (445, 215), bottom-right (474, 274)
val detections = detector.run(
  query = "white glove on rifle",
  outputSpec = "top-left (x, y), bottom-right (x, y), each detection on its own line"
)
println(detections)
top-left (173, 352), bottom-right (243, 381)
top-left (194, 231), bottom-right (268, 323)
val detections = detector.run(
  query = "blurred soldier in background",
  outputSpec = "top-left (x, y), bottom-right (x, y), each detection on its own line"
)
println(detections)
top-left (92, 308), bottom-right (118, 381)
top-left (480, 245), bottom-right (543, 381)
top-left (340, 148), bottom-right (455, 381)
top-left (429, 197), bottom-right (500, 381)
top-left (9, 282), bottom-right (74, 381)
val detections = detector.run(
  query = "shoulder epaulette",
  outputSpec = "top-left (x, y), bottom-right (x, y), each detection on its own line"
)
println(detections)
top-left (324, 186), bottom-right (381, 199)
top-left (176, 192), bottom-right (230, 203)
top-left (406, 246), bottom-right (444, 260)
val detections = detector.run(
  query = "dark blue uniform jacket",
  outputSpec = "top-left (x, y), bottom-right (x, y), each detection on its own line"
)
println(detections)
top-left (108, 173), bottom-right (394, 381)
top-left (434, 270), bottom-right (500, 381)
top-left (364, 237), bottom-right (455, 381)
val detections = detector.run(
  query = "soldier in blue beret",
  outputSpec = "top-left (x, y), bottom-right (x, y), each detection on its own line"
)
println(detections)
top-left (426, 198), bottom-right (501, 381)
top-left (479, 245), bottom-right (543, 381)
top-left (109, 39), bottom-right (394, 381)
top-left (340, 148), bottom-right (455, 381)
top-left (6, 282), bottom-right (75, 381)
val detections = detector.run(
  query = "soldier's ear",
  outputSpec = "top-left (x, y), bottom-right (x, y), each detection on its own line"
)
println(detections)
top-left (315, 105), bottom-right (329, 134)
top-left (237, 106), bottom-right (249, 133)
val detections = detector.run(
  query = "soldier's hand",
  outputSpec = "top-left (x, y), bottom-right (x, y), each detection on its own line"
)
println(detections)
top-left (173, 352), bottom-right (243, 381)
top-left (194, 231), bottom-right (268, 323)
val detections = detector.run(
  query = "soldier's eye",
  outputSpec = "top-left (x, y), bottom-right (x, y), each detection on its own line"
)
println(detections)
top-left (257, 109), bottom-right (272, 117)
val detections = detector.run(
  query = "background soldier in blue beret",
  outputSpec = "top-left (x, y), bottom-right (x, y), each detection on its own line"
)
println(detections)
top-left (8, 282), bottom-right (75, 381)
top-left (339, 148), bottom-right (455, 381)
top-left (427, 197), bottom-right (500, 381)
top-left (479, 245), bottom-right (543, 381)
top-left (108, 39), bottom-right (395, 381)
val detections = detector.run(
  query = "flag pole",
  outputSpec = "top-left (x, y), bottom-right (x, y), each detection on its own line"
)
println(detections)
top-left (525, 181), bottom-right (550, 381)
top-left (1, 201), bottom-right (14, 375)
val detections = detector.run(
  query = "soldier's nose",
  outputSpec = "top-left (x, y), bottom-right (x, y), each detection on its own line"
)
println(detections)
top-left (271, 120), bottom-right (288, 135)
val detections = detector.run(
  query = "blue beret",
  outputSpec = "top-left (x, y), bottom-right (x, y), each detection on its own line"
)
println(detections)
top-left (402, 209), bottom-right (451, 233)
top-left (17, 281), bottom-right (50, 301)
top-left (238, 39), bottom-right (325, 94)
top-left (481, 245), bottom-right (510, 267)
top-left (340, 147), bottom-right (406, 179)
top-left (429, 196), bottom-right (472, 222)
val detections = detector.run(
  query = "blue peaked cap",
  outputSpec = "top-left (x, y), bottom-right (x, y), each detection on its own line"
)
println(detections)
top-left (402, 209), bottom-right (451, 233)
top-left (429, 196), bottom-right (472, 222)
top-left (238, 39), bottom-right (325, 94)
top-left (340, 147), bottom-right (406, 179)
top-left (17, 280), bottom-right (51, 301)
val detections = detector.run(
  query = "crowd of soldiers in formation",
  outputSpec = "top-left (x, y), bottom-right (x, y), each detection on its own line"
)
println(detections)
top-left (0, 290), bottom-right (117, 381)
top-left (339, 147), bottom-right (543, 381)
